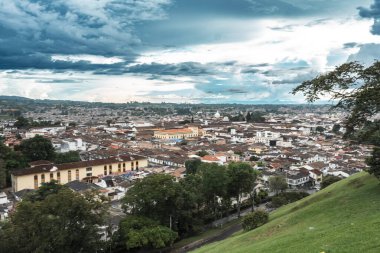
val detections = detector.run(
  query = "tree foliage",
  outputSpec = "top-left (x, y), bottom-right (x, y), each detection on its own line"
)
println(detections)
top-left (53, 151), bottom-right (81, 164)
top-left (269, 175), bottom-right (288, 194)
top-left (18, 135), bottom-right (55, 162)
top-left (292, 61), bottom-right (380, 179)
top-left (242, 210), bottom-right (269, 231)
top-left (117, 216), bottom-right (177, 251)
top-left (321, 175), bottom-right (342, 189)
top-left (227, 162), bottom-right (257, 217)
top-left (0, 187), bottom-right (106, 253)
top-left (185, 158), bottom-right (202, 174)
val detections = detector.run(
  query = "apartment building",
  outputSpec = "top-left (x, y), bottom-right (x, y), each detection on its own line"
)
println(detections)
top-left (11, 155), bottom-right (148, 192)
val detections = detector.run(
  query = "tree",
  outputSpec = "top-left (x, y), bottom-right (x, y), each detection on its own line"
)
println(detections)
top-left (117, 216), bottom-right (177, 251)
top-left (0, 187), bottom-right (106, 253)
top-left (242, 210), bottom-right (269, 231)
top-left (321, 175), bottom-right (342, 189)
top-left (122, 174), bottom-right (181, 229)
top-left (250, 155), bottom-right (260, 162)
top-left (0, 141), bottom-right (28, 188)
top-left (367, 147), bottom-right (380, 179)
top-left (185, 159), bottom-right (202, 174)
top-left (54, 151), bottom-right (81, 164)
top-left (199, 163), bottom-right (229, 220)
top-left (332, 124), bottom-right (341, 134)
top-left (269, 175), bottom-right (288, 195)
top-left (196, 150), bottom-right (209, 157)
top-left (18, 135), bottom-right (55, 162)
top-left (14, 116), bottom-right (29, 129)
top-left (122, 174), bottom-right (201, 237)
top-left (292, 61), bottom-right (380, 179)
top-left (246, 112), bottom-right (265, 123)
top-left (0, 158), bottom-right (6, 189)
top-left (315, 126), bottom-right (325, 133)
top-left (227, 162), bottom-right (257, 217)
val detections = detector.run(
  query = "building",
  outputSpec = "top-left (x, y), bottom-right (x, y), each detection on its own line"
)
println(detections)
top-left (154, 127), bottom-right (202, 140)
top-left (11, 155), bottom-right (148, 192)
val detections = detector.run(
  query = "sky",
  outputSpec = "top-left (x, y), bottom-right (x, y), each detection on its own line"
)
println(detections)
top-left (0, 0), bottom-right (380, 104)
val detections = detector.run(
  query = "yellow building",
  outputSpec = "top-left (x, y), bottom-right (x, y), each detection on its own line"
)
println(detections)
top-left (11, 155), bottom-right (148, 192)
top-left (154, 126), bottom-right (202, 139)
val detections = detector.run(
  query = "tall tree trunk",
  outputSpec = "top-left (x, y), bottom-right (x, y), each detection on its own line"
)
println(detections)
top-left (237, 194), bottom-right (241, 218)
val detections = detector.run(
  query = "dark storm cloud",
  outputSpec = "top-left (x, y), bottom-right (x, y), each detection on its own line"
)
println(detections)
top-left (358, 0), bottom-right (380, 35)
top-left (125, 62), bottom-right (213, 76)
top-left (0, 0), bottom-right (170, 70)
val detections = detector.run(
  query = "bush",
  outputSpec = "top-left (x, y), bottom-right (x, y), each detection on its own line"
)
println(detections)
top-left (321, 175), bottom-right (342, 189)
top-left (242, 210), bottom-right (269, 231)
top-left (271, 192), bottom-right (309, 208)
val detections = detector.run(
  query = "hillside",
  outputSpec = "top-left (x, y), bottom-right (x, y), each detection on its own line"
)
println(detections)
top-left (194, 172), bottom-right (380, 253)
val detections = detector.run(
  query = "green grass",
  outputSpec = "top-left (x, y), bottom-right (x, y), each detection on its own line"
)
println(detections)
top-left (194, 172), bottom-right (380, 253)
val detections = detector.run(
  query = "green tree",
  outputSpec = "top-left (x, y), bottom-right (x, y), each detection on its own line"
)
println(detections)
top-left (321, 175), bottom-right (342, 189)
top-left (122, 174), bottom-right (181, 229)
top-left (0, 188), bottom-right (106, 253)
top-left (332, 124), bottom-right (341, 134)
top-left (196, 150), bottom-right (209, 157)
top-left (14, 116), bottom-right (29, 129)
top-left (117, 216), bottom-right (177, 251)
top-left (199, 163), bottom-right (229, 220)
top-left (292, 61), bottom-right (380, 179)
top-left (54, 151), bottom-right (81, 164)
top-left (269, 175), bottom-right (288, 195)
top-left (185, 158), bottom-right (202, 174)
top-left (0, 141), bottom-right (28, 187)
top-left (242, 209), bottom-right (269, 231)
top-left (19, 135), bottom-right (55, 162)
top-left (0, 158), bottom-right (6, 189)
top-left (315, 126), bottom-right (325, 133)
top-left (367, 147), bottom-right (380, 179)
top-left (227, 162), bottom-right (257, 217)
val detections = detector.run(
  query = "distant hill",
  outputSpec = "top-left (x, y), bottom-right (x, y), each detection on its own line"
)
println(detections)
top-left (194, 172), bottom-right (380, 253)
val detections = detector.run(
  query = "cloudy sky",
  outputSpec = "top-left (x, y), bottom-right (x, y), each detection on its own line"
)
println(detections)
top-left (0, 0), bottom-right (380, 104)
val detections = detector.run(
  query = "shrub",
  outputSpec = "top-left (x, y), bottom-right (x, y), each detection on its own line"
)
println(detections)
top-left (242, 210), bottom-right (269, 231)
top-left (271, 192), bottom-right (309, 208)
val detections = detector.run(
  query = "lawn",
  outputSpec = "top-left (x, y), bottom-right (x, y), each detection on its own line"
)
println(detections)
top-left (194, 172), bottom-right (380, 253)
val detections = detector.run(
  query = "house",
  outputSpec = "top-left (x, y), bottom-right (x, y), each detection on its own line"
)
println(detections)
top-left (286, 170), bottom-right (310, 188)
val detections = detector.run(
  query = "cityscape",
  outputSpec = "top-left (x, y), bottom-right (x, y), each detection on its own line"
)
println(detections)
top-left (0, 0), bottom-right (380, 253)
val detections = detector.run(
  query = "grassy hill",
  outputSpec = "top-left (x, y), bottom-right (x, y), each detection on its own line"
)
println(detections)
top-left (194, 172), bottom-right (380, 253)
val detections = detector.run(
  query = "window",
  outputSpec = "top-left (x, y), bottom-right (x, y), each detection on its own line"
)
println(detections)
top-left (131, 162), bottom-right (134, 171)
top-left (57, 172), bottom-right (61, 183)
top-left (136, 161), bottom-right (139, 171)
top-left (75, 169), bottom-right (79, 180)
top-left (86, 167), bottom-right (92, 172)
top-left (50, 173), bottom-right (54, 181)
top-left (118, 163), bottom-right (121, 173)
top-left (34, 175), bottom-right (38, 189)
top-left (104, 166), bottom-right (107, 176)
top-left (109, 165), bottom-right (112, 174)
top-left (86, 172), bottom-right (92, 177)
top-left (123, 163), bottom-right (126, 172)
top-left (41, 174), bottom-right (45, 183)
top-left (68, 170), bottom-right (72, 182)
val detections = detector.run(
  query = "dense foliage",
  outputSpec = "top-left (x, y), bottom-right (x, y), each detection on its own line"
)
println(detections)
top-left (270, 192), bottom-right (310, 208)
top-left (0, 183), bottom-right (107, 253)
top-left (116, 216), bottom-right (177, 251)
top-left (120, 162), bottom-right (260, 250)
top-left (321, 175), bottom-right (342, 189)
top-left (242, 210), bottom-right (269, 231)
